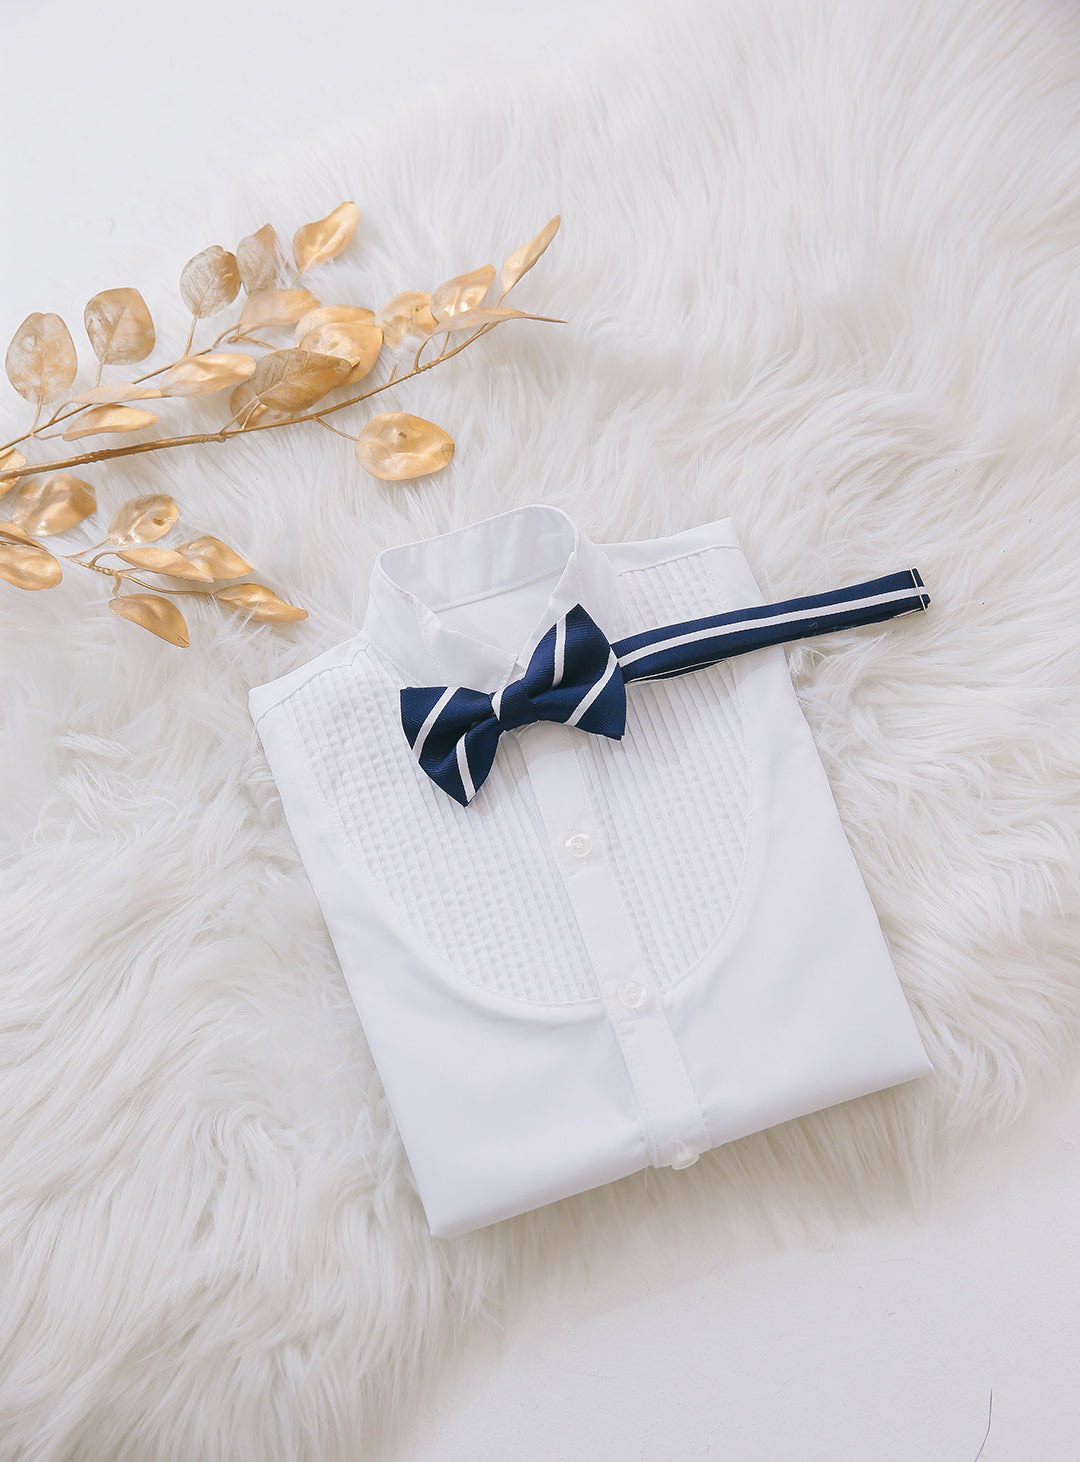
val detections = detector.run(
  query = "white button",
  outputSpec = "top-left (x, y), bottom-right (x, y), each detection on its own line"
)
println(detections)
top-left (564, 831), bottom-right (592, 858)
top-left (618, 981), bottom-right (648, 1010)
top-left (671, 1142), bottom-right (700, 1170)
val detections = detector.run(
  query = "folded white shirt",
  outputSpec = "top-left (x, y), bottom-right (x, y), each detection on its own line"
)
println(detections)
top-left (248, 504), bottom-right (932, 1237)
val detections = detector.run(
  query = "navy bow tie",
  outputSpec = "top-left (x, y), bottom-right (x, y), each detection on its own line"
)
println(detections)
top-left (400, 569), bottom-right (930, 806)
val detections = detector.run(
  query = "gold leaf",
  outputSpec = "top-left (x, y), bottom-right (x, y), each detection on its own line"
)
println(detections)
top-left (115, 545), bottom-right (213, 580)
top-left (430, 264), bottom-right (495, 321)
top-left (12, 474), bottom-right (96, 536)
top-left (0, 539), bottom-right (63, 590)
top-left (238, 289), bottom-right (321, 333)
top-left (5, 313), bottom-right (78, 407)
top-left (215, 582), bottom-right (307, 622)
top-left (294, 305), bottom-right (375, 342)
top-left (354, 412), bottom-right (454, 481)
top-left (429, 305), bottom-right (545, 335)
top-left (108, 494), bottom-right (179, 546)
top-left (62, 405), bottom-right (157, 440)
top-left (180, 245), bottom-right (241, 319)
top-left (70, 382), bottom-right (163, 404)
top-left (84, 288), bottom-right (155, 366)
top-left (296, 321), bottom-right (382, 383)
top-left (174, 534), bottom-right (251, 579)
top-left (0, 446), bottom-right (26, 496)
top-left (0, 518), bottom-right (35, 542)
top-left (500, 215), bottom-right (561, 297)
top-left (228, 380), bottom-right (272, 428)
top-left (109, 592), bottom-right (189, 647)
top-left (292, 202), bottom-right (359, 275)
top-left (236, 224), bottom-right (285, 295)
top-left (159, 353), bottom-right (256, 397)
top-left (247, 349), bottom-right (351, 414)
top-left (374, 291), bottom-right (438, 349)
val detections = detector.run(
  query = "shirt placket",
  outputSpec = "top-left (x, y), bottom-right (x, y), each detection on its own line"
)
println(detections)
top-left (514, 719), bottom-right (712, 1170)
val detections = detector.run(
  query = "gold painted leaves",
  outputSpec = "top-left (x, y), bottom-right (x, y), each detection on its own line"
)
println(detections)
top-left (0, 478), bottom-right (93, 589)
top-left (159, 352), bottom-right (256, 396)
top-left (174, 534), bottom-right (251, 579)
top-left (84, 288), bottom-right (155, 365)
top-left (293, 202), bottom-right (359, 275)
top-left (430, 305), bottom-right (548, 335)
top-left (500, 216), bottom-right (561, 296)
top-left (0, 521), bottom-right (63, 589)
top-left (180, 245), bottom-right (241, 319)
top-left (0, 206), bottom-right (564, 652)
top-left (355, 413), bottom-right (454, 480)
top-left (114, 545), bottom-right (213, 580)
top-left (109, 593), bottom-right (190, 647)
top-left (238, 288), bottom-right (321, 334)
top-left (246, 349), bottom-right (352, 415)
top-left (0, 446), bottom-right (26, 495)
top-left (375, 292), bottom-right (438, 348)
top-left (5, 313), bottom-right (78, 407)
top-left (96, 495), bottom-right (304, 646)
top-left (71, 381), bottom-right (163, 405)
top-left (295, 308), bottom-right (382, 382)
top-left (62, 405), bottom-right (158, 440)
top-left (431, 265), bottom-right (495, 321)
top-left (214, 582), bottom-right (307, 622)
top-left (237, 224), bottom-right (285, 294)
top-left (8, 474), bottom-right (96, 536)
top-left (108, 494), bottom-right (179, 546)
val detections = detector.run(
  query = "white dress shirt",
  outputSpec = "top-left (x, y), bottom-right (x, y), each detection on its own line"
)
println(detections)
top-left (248, 504), bottom-right (932, 1237)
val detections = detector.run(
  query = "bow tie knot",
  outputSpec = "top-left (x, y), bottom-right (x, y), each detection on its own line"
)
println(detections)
top-left (492, 678), bottom-right (543, 732)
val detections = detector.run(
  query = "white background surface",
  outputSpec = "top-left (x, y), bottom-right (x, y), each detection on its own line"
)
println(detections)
top-left (3, 3), bottom-right (1078, 1458)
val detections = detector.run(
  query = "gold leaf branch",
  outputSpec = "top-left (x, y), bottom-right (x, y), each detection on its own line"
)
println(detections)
top-left (0, 208), bottom-right (563, 648)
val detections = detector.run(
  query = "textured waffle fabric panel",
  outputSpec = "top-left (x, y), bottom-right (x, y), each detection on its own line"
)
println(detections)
top-left (284, 654), bottom-right (598, 1004)
top-left (575, 551), bottom-right (750, 991)
top-left (248, 505), bottom-right (932, 1237)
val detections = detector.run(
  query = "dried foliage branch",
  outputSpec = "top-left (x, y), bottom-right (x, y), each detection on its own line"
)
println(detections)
top-left (1, 207), bottom-right (562, 647)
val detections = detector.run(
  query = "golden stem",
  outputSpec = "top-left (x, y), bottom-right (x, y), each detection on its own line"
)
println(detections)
top-left (37, 402), bottom-right (70, 434)
top-left (0, 320), bottom-right (517, 483)
top-left (182, 316), bottom-right (197, 359)
top-left (312, 416), bottom-right (357, 441)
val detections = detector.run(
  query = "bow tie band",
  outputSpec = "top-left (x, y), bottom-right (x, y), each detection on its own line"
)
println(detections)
top-left (400, 568), bottom-right (930, 806)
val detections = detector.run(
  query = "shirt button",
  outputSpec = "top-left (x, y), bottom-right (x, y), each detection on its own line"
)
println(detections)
top-left (564, 832), bottom-right (592, 858)
top-left (671, 1142), bottom-right (701, 1170)
top-left (618, 981), bottom-right (648, 1010)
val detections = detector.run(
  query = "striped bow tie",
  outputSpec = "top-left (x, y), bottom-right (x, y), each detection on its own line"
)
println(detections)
top-left (400, 568), bottom-right (930, 806)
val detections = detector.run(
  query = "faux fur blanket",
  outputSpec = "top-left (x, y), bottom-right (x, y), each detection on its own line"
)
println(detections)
top-left (3, 1), bottom-right (1079, 1455)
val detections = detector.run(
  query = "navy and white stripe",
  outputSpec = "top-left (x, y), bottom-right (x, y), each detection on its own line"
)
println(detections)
top-left (400, 605), bottom-right (626, 807)
top-left (400, 570), bottom-right (930, 805)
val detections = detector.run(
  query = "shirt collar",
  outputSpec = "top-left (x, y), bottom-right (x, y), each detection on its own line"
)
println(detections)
top-left (362, 504), bottom-right (619, 688)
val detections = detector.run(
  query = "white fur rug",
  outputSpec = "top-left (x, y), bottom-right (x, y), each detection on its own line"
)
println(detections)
top-left (3, 0), bottom-right (1080, 1455)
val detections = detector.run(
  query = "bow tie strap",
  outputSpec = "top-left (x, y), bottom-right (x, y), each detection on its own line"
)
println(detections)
top-left (401, 569), bottom-right (930, 806)
top-left (612, 569), bottom-right (929, 683)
